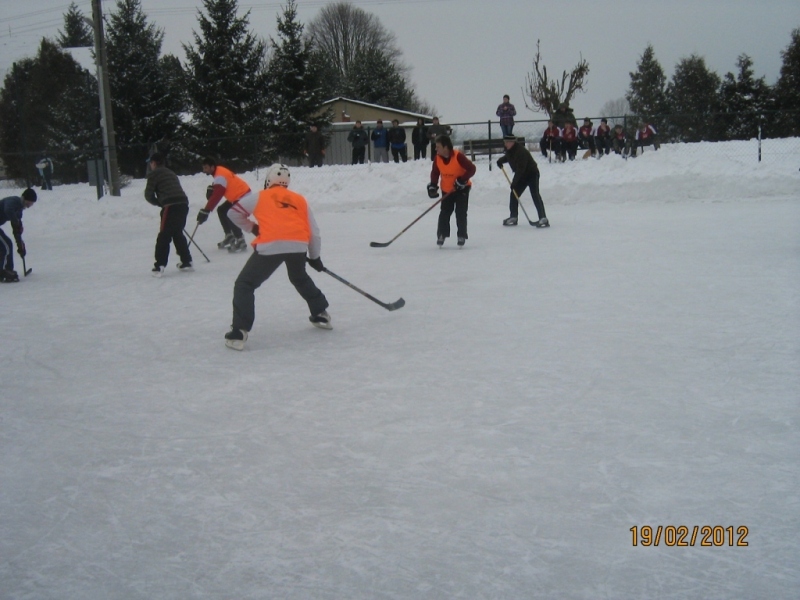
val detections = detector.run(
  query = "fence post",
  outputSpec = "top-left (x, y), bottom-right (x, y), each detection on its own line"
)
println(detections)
top-left (758, 123), bottom-right (762, 163)
top-left (488, 120), bottom-right (493, 170)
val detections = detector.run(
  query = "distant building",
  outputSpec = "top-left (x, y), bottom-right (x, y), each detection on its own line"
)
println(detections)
top-left (315, 97), bottom-right (434, 165)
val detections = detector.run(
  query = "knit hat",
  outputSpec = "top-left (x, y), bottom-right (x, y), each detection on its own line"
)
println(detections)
top-left (22, 188), bottom-right (37, 202)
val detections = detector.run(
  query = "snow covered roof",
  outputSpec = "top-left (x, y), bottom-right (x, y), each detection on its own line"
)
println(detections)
top-left (320, 97), bottom-right (432, 121)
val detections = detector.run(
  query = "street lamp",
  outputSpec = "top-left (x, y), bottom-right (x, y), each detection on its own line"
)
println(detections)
top-left (84, 0), bottom-right (120, 196)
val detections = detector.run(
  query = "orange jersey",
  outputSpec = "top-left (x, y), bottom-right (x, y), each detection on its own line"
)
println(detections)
top-left (252, 187), bottom-right (311, 245)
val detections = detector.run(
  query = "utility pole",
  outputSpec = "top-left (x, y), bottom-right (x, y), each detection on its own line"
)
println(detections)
top-left (89, 0), bottom-right (120, 196)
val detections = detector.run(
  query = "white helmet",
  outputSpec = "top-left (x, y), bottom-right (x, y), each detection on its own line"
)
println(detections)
top-left (265, 163), bottom-right (291, 188)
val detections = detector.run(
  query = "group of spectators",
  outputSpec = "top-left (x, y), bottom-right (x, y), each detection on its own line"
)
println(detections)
top-left (497, 96), bottom-right (660, 162)
top-left (344, 117), bottom-right (452, 165)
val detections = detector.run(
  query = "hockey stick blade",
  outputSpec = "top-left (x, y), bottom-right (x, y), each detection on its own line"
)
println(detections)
top-left (382, 297), bottom-right (405, 311)
top-left (369, 241), bottom-right (392, 248)
top-left (24, 268), bottom-right (32, 276)
top-left (322, 267), bottom-right (406, 311)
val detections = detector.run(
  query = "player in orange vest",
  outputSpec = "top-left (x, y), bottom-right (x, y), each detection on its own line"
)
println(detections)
top-left (427, 134), bottom-right (476, 247)
top-left (197, 157), bottom-right (256, 252)
top-left (223, 164), bottom-right (331, 350)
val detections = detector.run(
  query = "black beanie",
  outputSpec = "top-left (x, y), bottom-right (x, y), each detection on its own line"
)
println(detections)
top-left (22, 188), bottom-right (37, 202)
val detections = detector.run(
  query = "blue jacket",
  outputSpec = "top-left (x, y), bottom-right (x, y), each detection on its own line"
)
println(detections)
top-left (0, 196), bottom-right (24, 228)
top-left (371, 127), bottom-right (389, 148)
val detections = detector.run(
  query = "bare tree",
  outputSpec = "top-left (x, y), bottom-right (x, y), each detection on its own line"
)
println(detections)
top-left (306, 2), bottom-right (402, 83)
top-left (523, 40), bottom-right (589, 117)
top-left (598, 97), bottom-right (630, 126)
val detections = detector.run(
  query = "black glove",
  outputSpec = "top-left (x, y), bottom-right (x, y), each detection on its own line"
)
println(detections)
top-left (16, 239), bottom-right (26, 258)
top-left (196, 209), bottom-right (210, 224)
top-left (454, 179), bottom-right (468, 191)
top-left (496, 160), bottom-right (504, 169)
top-left (307, 256), bottom-right (324, 272)
top-left (250, 224), bottom-right (259, 237)
top-left (427, 184), bottom-right (439, 199)
top-left (205, 185), bottom-right (214, 200)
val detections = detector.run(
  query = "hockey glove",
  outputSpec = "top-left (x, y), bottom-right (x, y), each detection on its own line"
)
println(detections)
top-left (250, 224), bottom-right (259, 238)
top-left (496, 160), bottom-right (504, 169)
top-left (427, 184), bottom-right (439, 199)
top-left (16, 240), bottom-right (26, 258)
top-left (307, 257), bottom-right (324, 272)
top-left (454, 179), bottom-right (468, 191)
top-left (196, 209), bottom-right (210, 224)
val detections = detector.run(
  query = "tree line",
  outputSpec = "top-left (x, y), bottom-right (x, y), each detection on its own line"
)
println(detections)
top-left (0, 0), bottom-right (430, 183)
top-left (622, 36), bottom-right (800, 142)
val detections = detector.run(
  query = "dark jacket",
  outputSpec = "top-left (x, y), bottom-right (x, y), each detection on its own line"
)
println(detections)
top-left (412, 125), bottom-right (429, 146)
top-left (497, 142), bottom-right (539, 188)
top-left (305, 130), bottom-right (326, 156)
top-left (144, 166), bottom-right (188, 207)
top-left (347, 127), bottom-right (369, 149)
top-left (552, 106), bottom-right (577, 129)
top-left (387, 126), bottom-right (407, 149)
top-left (0, 196), bottom-right (24, 229)
top-left (427, 123), bottom-right (451, 142)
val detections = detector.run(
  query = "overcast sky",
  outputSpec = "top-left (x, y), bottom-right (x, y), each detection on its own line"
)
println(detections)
top-left (1, 0), bottom-right (798, 123)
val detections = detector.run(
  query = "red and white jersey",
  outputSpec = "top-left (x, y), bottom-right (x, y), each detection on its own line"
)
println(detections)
top-left (636, 124), bottom-right (657, 140)
top-left (579, 125), bottom-right (595, 138)
top-left (562, 126), bottom-right (578, 142)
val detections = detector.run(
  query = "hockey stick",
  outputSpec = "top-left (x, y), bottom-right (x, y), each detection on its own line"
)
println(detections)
top-left (322, 267), bottom-right (405, 311)
top-left (22, 255), bottom-right (32, 276)
top-left (499, 166), bottom-right (537, 226)
top-left (369, 193), bottom-right (450, 248)
top-left (183, 226), bottom-right (211, 263)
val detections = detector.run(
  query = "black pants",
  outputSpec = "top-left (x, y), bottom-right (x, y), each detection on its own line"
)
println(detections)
top-left (352, 147), bottom-right (365, 164)
top-left (540, 137), bottom-right (561, 158)
top-left (596, 137), bottom-right (611, 155)
top-left (0, 229), bottom-right (15, 271)
top-left (413, 144), bottom-right (427, 160)
top-left (391, 145), bottom-right (408, 163)
top-left (437, 187), bottom-right (470, 239)
top-left (232, 252), bottom-right (329, 332)
top-left (155, 203), bottom-right (192, 267)
top-left (510, 173), bottom-right (546, 220)
top-left (218, 201), bottom-right (243, 238)
top-left (308, 153), bottom-right (324, 167)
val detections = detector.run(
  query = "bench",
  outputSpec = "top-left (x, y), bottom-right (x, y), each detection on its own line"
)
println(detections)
top-left (461, 137), bottom-right (525, 161)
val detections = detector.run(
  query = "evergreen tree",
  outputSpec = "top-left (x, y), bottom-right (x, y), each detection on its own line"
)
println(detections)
top-left (183, 0), bottom-right (269, 170)
top-left (105, 0), bottom-right (184, 177)
top-left (718, 54), bottom-right (771, 140)
top-left (774, 28), bottom-right (800, 135)
top-left (626, 45), bottom-right (668, 122)
top-left (666, 54), bottom-right (721, 142)
top-left (57, 2), bottom-right (93, 48)
top-left (0, 39), bottom-right (99, 183)
top-left (265, 0), bottom-right (331, 162)
top-left (344, 48), bottom-right (413, 109)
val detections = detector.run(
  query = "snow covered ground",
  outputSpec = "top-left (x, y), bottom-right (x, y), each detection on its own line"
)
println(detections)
top-left (2, 142), bottom-right (799, 599)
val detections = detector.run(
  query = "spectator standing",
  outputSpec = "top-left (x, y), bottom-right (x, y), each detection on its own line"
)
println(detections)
top-left (497, 135), bottom-right (548, 228)
top-left (144, 153), bottom-right (193, 277)
top-left (347, 121), bottom-right (369, 165)
top-left (496, 95), bottom-right (517, 137)
top-left (371, 120), bottom-right (390, 163)
top-left (411, 118), bottom-right (429, 160)
top-left (223, 164), bottom-right (331, 351)
top-left (304, 124), bottom-right (326, 167)
top-left (427, 117), bottom-right (451, 161)
top-left (35, 154), bottom-right (54, 190)
top-left (0, 188), bottom-right (36, 283)
top-left (198, 157), bottom-right (256, 252)
top-left (387, 119), bottom-right (408, 163)
top-left (552, 103), bottom-right (577, 130)
top-left (428, 134), bottom-right (476, 248)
